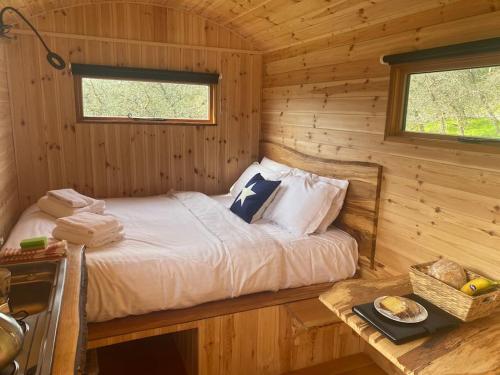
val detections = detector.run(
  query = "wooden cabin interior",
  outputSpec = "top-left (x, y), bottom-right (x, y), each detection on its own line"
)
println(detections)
top-left (0, 1), bottom-right (499, 374)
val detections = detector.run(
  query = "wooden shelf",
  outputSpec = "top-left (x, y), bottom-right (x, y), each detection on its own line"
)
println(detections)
top-left (319, 276), bottom-right (500, 375)
top-left (285, 298), bottom-right (341, 332)
top-left (283, 353), bottom-right (386, 375)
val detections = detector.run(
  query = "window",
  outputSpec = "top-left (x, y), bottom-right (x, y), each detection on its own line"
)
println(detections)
top-left (80, 78), bottom-right (213, 122)
top-left (384, 38), bottom-right (500, 146)
top-left (404, 66), bottom-right (500, 139)
top-left (73, 64), bottom-right (219, 125)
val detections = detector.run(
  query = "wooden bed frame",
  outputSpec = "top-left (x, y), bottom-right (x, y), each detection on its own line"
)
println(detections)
top-left (260, 141), bottom-right (382, 266)
top-left (87, 142), bottom-right (383, 373)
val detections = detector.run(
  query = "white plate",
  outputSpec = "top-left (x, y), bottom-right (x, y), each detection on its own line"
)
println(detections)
top-left (374, 296), bottom-right (428, 324)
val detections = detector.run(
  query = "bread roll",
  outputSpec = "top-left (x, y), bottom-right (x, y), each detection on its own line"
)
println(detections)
top-left (380, 296), bottom-right (421, 319)
top-left (428, 259), bottom-right (467, 289)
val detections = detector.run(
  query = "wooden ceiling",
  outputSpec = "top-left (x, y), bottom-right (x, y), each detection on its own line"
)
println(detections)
top-left (2, 0), bottom-right (469, 51)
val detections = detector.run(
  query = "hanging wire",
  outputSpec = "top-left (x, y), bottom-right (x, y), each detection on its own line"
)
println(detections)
top-left (0, 6), bottom-right (66, 70)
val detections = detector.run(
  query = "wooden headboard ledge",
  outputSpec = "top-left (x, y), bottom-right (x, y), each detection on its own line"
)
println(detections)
top-left (260, 141), bottom-right (383, 268)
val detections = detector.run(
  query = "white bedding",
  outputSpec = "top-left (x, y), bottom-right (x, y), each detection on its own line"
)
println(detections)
top-left (4, 192), bottom-right (358, 322)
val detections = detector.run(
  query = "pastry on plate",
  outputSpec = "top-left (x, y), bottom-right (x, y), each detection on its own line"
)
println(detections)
top-left (379, 296), bottom-right (422, 319)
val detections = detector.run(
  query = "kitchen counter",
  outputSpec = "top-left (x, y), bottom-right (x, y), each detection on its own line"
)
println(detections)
top-left (51, 245), bottom-right (86, 375)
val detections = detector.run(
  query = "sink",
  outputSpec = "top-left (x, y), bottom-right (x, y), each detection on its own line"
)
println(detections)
top-left (1, 260), bottom-right (67, 375)
top-left (8, 262), bottom-right (57, 316)
top-left (9, 282), bottom-right (52, 316)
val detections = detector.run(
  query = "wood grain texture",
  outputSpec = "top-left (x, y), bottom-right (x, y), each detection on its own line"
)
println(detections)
top-left (91, 300), bottom-right (365, 375)
top-left (3, 0), bottom-right (499, 279)
top-left (0, 43), bottom-right (20, 241)
top-left (364, 345), bottom-right (405, 375)
top-left (6, 3), bottom-right (262, 209)
top-left (320, 276), bottom-right (500, 375)
top-left (52, 245), bottom-right (86, 375)
top-left (283, 353), bottom-right (386, 375)
top-left (260, 141), bottom-right (382, 266)
top-left (0, 0), bottom-right (468, 51)
top-left (261, 1), bottom-right (500, 279)
top-left (87, 282), bottom-right (334, 347)
top-left (285, 298), bottom-right (341, 333)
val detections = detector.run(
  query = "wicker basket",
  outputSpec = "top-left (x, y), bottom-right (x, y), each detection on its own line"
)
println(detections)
top-left (409, 261), bottom-right (500, 322)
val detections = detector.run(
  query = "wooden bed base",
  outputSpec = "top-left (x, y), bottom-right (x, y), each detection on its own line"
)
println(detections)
top-left (86, 144), bottom-right (384, 374)
top-left (87, 281), bottom-right (368, 375)
top-left (87, 258), bottom-right (391, 351)
top-left (88, 282), bottom-right (333, 348)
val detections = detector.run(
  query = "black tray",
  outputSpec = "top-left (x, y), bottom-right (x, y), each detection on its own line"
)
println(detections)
top-left (352, 294), bottom-right (460, 345)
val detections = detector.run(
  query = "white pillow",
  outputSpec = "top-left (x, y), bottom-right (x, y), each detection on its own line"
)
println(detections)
top-left (291, 169), bottom-right (349, 233)
top-left (262, 174), bottom-right (339, 236)
top-left (230, 162), bottom-right (284, 198)
top-left (260, 157), bottom-right (292, 174)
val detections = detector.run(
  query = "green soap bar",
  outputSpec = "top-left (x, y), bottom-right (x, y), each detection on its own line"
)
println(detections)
top-left (20, 236), bottom-right (48, 250)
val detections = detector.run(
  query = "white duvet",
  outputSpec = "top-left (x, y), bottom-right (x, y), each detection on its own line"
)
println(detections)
top-left (4, 192), bottom-right (357, 322)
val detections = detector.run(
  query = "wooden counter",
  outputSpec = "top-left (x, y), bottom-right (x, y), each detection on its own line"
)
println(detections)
top-left (319, 276), bottom-right (500, 375)
top-left (51, 245), bottom-right (86, 375)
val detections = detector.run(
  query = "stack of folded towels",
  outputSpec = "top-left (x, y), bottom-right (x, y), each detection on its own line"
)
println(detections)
top-left (38, 188), bottom-right (105, 218)
top-left (52, 212), bottom-right (124, 248)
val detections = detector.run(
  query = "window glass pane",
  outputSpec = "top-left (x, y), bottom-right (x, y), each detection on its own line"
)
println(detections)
top-left (404, 66), bottom-right (500, 140)
top-left (81, 77), bottom-right (211, 121)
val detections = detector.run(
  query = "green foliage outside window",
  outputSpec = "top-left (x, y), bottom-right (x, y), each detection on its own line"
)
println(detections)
top-left (405, 66), bottom-right (500, 139)
top-left (82, 77), bottom-right (210, 120)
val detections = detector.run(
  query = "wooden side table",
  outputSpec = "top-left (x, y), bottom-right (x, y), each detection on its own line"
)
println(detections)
top-left (319, 276), bottom-right (500, 375)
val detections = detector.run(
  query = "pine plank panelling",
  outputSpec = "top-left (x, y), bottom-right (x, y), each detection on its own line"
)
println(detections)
top-left (261, 1), bottom-right (500, 279)
top-left (0, 43), bottom-right (20, 240)
top-left (263, 0), bottom-right (499, 59)
top-left (263, 58), bottom-right (389, 88)
top-left (6, 3), bottom-right (262, 207)
top-left (264, 10), bottom-right (500, 76)
top-left (1, 0), bottom-right (488, 51)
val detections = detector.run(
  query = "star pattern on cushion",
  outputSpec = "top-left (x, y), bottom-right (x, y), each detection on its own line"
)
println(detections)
top-left (230, 173), bottom-right (281, 223)
top-left (237, 183), bottom-right (256, 206)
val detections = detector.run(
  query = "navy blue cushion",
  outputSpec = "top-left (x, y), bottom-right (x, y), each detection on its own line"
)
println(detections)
top-left (230, 173), bottom-right (281, 223)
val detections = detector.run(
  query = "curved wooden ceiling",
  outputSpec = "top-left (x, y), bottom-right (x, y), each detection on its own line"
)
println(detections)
top-left (3, 0), bottom-right (466, 51)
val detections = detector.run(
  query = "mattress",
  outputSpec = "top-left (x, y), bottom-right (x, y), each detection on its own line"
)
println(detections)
top-left (3, 193), bottom-right (358, 322)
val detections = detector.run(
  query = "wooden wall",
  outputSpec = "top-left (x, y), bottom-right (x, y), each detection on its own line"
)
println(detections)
top-left (261, 0), bottom-right (500, 279)
top-left (0, 0), bottom-right (480, 52)
top-left (4, 0), bottom-right (500, 279)
top-left (0, 43), bottom-right (20, 240)
top-left (6, 3), bottom-right (262, 208)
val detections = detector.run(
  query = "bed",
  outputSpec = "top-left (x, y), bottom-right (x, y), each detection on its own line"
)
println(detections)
top-left (3, 142), bottom-right (382, 351)
top-left (5, 191), bottom-right (358, 322)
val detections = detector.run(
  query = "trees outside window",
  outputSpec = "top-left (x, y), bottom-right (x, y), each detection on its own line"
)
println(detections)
top-left (73, 64), bottom-right (218, 125)
top-left (405, 66), bottom-right (500, 139)
top-left (81, 78), bottom-right (211, 122)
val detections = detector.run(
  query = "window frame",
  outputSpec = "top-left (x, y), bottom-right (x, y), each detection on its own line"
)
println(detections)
top-left (73, 65), bottom-right (219, 126)
top-left (385, 51), bottom-right (500, 150)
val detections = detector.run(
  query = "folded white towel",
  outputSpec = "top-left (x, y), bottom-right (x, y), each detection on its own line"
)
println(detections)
top-left (38, 195), bottom-right (105, 218)
top-left (55, 223), bottom-right (124, 240)
top-left (47, 189), bottom-right (92, 208)
top-left (55, 212), bottom-right (121, 236)
top-left (53, 223), bottom-right (124, 242)
top-left (52, 227), bottom-right (124, 248)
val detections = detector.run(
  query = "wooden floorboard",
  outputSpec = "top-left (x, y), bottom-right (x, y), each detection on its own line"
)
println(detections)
top-left (283, 353), bottom-right (386, 375)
